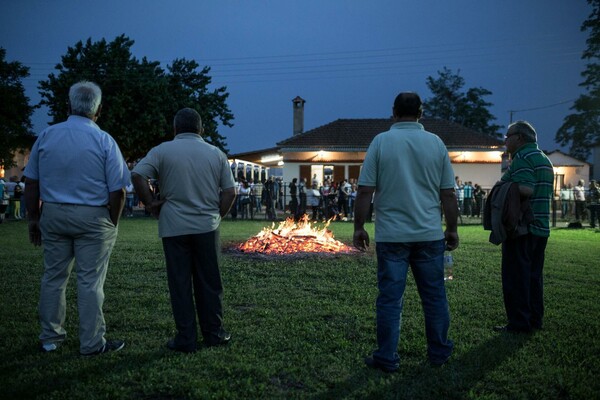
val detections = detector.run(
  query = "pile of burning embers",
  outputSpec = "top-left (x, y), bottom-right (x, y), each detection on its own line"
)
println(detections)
top-left (232, 215), bottom-right (357, 257)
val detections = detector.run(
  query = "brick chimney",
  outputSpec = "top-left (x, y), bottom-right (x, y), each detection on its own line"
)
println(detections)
top-left (292, 96), bottom-right (305, 136)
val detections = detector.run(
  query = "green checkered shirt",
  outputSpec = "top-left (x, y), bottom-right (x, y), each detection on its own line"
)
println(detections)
top-left (501, 143), bottom-right (554, 237)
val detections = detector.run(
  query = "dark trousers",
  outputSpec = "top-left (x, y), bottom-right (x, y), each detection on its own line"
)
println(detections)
top-left (501, 233), bottom-right (548, 331)
top-left (162, 230), bottom-right (225, 350)
top-left (575, 200), bottom-right (585, 221)
top-left (289, 196), bottom-right (298, 215)
top-left (589, 204), bottom-right (600, 228)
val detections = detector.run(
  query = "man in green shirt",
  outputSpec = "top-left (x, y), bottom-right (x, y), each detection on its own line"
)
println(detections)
top-left (495, 121), bottom-right (553, 333)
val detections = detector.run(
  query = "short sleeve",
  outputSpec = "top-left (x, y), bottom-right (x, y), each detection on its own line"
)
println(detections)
top-left (132, 147), bottom-right (160, 180)
top-left (24, 133), bottom-right (43, 180)
top-left (358, 137), bottom-right (379, 187)
top-left (219, 152), bottom-right (236, 190)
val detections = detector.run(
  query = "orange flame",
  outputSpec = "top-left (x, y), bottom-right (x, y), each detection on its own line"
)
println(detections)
top-left (237, 215), bottom-right (356, 255)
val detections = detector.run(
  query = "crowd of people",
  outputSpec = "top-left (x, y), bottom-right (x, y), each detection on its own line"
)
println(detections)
top-left (5, 170), bottom-right (600, 227)
top-left (0, 175), bottom-right (26, 223)
top-left (454, 178), bottom-right (487, 218)
top-left (223, 175), bottom-right (359, 222)
top-left (559, 179), bottom-right (600, 226)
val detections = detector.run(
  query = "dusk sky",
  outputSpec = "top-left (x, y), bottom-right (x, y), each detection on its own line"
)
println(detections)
top-left (0, 0), bottom-right (592, 156)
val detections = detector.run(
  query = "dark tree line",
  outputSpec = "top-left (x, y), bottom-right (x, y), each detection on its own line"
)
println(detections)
top-left (556, 0), bottom-right (600, 160)
top-left (0, 47), bottom-right (36, 169)
top-left (38, 35), bottom-right (234, 160)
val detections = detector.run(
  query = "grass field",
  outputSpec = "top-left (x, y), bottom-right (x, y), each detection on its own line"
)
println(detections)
top-left (1, 217), bottom-right (599, 399)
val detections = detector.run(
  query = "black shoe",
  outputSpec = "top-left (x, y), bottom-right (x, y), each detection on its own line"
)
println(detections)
top-left (166, 339), bottom-right (197, 353)
top-left (204, 331), bottom-right (231, 347)
top-left (81, 340), bottom-right (125, 356)
top-left (493, 325), bottom-right (531, 334)
top-left (364, 356), bottom-right (398, 373)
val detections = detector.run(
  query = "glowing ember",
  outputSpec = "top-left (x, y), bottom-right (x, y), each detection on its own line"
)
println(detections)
top-left (237, 215), bottom-right (357, 255)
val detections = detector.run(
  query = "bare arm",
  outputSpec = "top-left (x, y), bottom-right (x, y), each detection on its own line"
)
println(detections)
top-left (108, 188), bottom-right (125, 226)
top-left (353, 185), bottom-right (375, 251)
top-left (440, 188), bottom-right (459, 251)
top-left (131, 172), bottom-right (165, 218)
top-left (24, 178), bottom-right (42, 246)
top-left (220, 187), bottom-right (236, 218)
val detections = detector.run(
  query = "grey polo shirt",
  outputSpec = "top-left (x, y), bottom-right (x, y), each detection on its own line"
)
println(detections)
top-left (358, 122), bottom-right (455, 243)
top-left (133, 133), bottom-right (235, 238)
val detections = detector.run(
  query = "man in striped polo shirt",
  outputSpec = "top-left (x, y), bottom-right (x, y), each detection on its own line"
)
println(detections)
top-left (494, 121), bottom-right (554, 333)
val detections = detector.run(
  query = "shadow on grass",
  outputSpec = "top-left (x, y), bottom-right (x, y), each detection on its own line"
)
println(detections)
top-left (323, 331), bottom-right (533, 399)
top-left (4, 345), bottom-right (175, 398)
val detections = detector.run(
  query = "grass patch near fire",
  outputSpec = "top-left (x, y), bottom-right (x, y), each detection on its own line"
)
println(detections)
top-left (1, 217), bottom-right (599, 399)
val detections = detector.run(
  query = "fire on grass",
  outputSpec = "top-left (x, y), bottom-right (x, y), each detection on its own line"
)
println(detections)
top-left (236, 215), bottom-right (357, 255)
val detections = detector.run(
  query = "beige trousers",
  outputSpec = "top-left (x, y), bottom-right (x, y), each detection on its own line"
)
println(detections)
top-left (39, 203), bottom-right (118, 354)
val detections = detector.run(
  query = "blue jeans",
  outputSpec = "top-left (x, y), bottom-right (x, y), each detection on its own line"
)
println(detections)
top-left (373, 240), bottom-right (453, 369)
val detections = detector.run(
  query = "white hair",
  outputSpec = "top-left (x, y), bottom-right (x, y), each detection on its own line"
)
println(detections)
top-left (69, 81), bottom-right (102, 118)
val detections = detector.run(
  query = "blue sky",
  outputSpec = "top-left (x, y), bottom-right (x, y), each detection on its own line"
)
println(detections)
top-left (0, 0), bottom-right (592, 155)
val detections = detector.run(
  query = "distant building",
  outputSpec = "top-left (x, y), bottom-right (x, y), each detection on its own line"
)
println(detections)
top-left (546, 150), bottom-right (591, 190)
top-left (229, 96), bottom-right (591, 194)
top-left (0, 149), bottom-right (29, 182)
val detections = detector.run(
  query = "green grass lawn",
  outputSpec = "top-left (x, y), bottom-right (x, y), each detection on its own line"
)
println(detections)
top-left (1, 218), bottom-right (599, 399)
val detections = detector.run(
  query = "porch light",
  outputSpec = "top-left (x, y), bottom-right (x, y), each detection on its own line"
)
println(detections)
top-left (261, 155), bottom-right (283, 163)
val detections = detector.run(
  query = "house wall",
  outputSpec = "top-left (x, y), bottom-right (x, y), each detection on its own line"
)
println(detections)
top-left (1, 151), bottom-right (29, 181)
top-left (451, 163), bottom-right (502, 190)
top-left (547, 152), bottom-right (590, 188)
top-left (283, 161), bottom-right (503, 190)
top-left (551, 164), bottom-right (589, 189)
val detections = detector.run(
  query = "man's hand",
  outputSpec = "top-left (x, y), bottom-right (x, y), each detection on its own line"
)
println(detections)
top-left (28, 220), bottom-right (42, 247)
top-left (353, 228), bottom-right (370, 251)
top-left (444, 230), bottom-right (459, 251)
top-left (146, 198), bottom-right (166, 219)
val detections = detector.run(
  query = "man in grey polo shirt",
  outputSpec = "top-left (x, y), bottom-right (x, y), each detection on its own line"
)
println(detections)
top-left (24, 81), bottom-right (129, 356)
top-left (132, 108), bottom-right (236, 353)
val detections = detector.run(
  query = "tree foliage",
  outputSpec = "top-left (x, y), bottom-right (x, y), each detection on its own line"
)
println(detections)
top-left (423, 67), bottom-right (501, 137)
top-left (556, 0), bottom-right (600, 160)
top-left (0, 47), bottom-right (35, 169)
top-left (38, 35), bottom-right (234, 160)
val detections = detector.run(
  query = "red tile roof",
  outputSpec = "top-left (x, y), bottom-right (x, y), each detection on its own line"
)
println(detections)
top-left (277, 118), bottom-right (504, 151)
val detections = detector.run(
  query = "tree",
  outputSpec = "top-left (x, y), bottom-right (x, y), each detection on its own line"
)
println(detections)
top-left (556, 0), bottom-right (600, 160)
top-left (423, 67), bottom-right (501, 137)
top-left (0, 47), bottom-right (35, 169)
top-left (38, 35), bottom-right (234, 160)
top-left (165, 58), bottom-right (233, 151)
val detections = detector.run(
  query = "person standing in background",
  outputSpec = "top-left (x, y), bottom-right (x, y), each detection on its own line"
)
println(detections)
top-left (573, 179), bottom-right (586, 221)
top-left (588, 180), bottom-right (600, 228)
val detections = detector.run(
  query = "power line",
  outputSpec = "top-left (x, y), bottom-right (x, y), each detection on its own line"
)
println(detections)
top-left (508, 99), bottom-right (576, 123)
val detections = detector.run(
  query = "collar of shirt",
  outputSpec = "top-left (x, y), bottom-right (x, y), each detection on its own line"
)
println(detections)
top-left (174, 132), bottom-right (204, 141)
top-left (67, 114), bottom-right (99, 128)
top-left (513, 142), bottom-right (539, 156)
top-left (390, 121), bottom-right (424, 131)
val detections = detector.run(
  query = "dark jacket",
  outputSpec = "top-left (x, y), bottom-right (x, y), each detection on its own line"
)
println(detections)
top-left (483, 180), bottom-right (534, 245)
